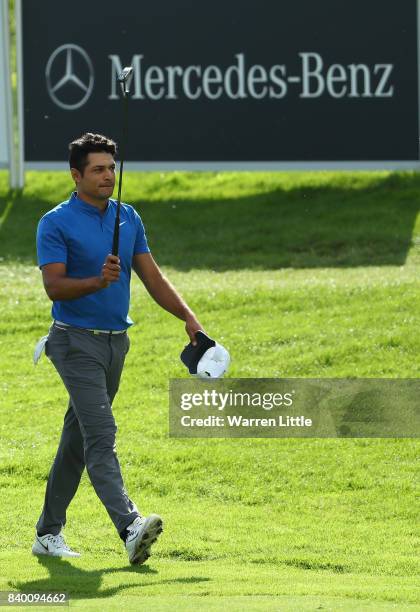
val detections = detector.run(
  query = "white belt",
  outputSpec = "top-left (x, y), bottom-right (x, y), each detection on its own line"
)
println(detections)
top-left (54, 320), bottom-right (126, 335)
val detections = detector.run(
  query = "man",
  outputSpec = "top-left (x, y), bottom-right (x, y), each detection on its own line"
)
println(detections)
top-left (33, 132), bottom-right (202, 565)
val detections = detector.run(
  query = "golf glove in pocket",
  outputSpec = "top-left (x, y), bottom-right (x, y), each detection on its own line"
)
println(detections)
top-left (33, 335), bottom-right (49, 365)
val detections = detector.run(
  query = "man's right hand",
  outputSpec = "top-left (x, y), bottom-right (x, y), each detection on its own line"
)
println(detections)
top-left (99, 254), bottom-right (121, 288)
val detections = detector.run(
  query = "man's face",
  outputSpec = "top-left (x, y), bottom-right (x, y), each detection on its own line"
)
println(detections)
top-left (71, 152), bottom-right (116, 201)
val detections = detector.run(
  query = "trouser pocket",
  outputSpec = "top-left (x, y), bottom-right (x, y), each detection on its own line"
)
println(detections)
top-left (46, 325), bottom-right (71, 362)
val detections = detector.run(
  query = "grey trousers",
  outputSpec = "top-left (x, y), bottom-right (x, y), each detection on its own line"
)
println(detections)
top-left (36, 323), bottom-right (140, 536)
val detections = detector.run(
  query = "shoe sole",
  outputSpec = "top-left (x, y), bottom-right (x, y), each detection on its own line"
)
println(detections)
top-left (32, 543), bottom-right (81, 558)
top-left (130, 515), bottom-right (163, 565)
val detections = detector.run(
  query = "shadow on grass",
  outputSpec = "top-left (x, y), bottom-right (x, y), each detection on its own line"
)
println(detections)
top-left (9, 555), bottom-right (210, 600)
top-left (0, 188), bottom-right (19, 233)
top-left (0, 173), bottom-right (418, 270)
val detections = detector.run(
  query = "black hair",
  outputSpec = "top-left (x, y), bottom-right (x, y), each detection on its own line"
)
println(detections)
top-left (68, 133), bottom-right (117, 175)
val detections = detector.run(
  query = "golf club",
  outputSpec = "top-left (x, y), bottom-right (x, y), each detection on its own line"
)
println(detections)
top-left (112, 66), bottom-right (134, 256)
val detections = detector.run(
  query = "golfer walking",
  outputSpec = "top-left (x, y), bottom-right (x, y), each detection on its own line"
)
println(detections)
top-left (33, 133), bottom-right (202, 564)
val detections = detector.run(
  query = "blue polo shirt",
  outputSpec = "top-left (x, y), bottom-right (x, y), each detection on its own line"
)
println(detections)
top-left (36, 191), bottom-right (150, 331)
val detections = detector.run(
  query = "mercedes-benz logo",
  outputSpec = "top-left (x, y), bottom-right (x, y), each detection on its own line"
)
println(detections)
top-left (45, 44), bottom-right (94, 110)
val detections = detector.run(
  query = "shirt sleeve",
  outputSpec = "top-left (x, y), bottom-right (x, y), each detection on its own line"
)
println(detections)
top-left (36, 215), bottom-right (68, 269)
top-left (133, 210), bottom-right (151, 254)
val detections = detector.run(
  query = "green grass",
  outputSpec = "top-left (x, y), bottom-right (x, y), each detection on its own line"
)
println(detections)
top-left (1, 169), bottom-right (420, 269)
top-left (0, 170), bottom-right (419, 610)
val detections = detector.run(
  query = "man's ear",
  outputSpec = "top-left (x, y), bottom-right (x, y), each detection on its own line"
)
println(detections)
top-left (70, 167), bottom-right (82, 185)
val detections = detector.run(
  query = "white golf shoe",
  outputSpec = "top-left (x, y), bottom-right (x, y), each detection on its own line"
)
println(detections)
top-left (125, 514), bottom-right (163, 565)
top-left (32, 532), bottom-right (81, 558)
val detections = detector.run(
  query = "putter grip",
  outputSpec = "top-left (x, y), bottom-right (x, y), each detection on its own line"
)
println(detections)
top-left (112, 217), bottom-right (119, 256)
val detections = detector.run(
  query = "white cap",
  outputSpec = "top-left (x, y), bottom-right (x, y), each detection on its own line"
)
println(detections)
top-left (195, 343), bottom-right (231, 379)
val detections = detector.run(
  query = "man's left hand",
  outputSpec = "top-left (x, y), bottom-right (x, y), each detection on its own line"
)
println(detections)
top-left (185, 314), bottom-right (204, 346)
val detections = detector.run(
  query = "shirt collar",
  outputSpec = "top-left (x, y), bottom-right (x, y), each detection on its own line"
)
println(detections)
top-left (69, 191), bottom-right (111, 217)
